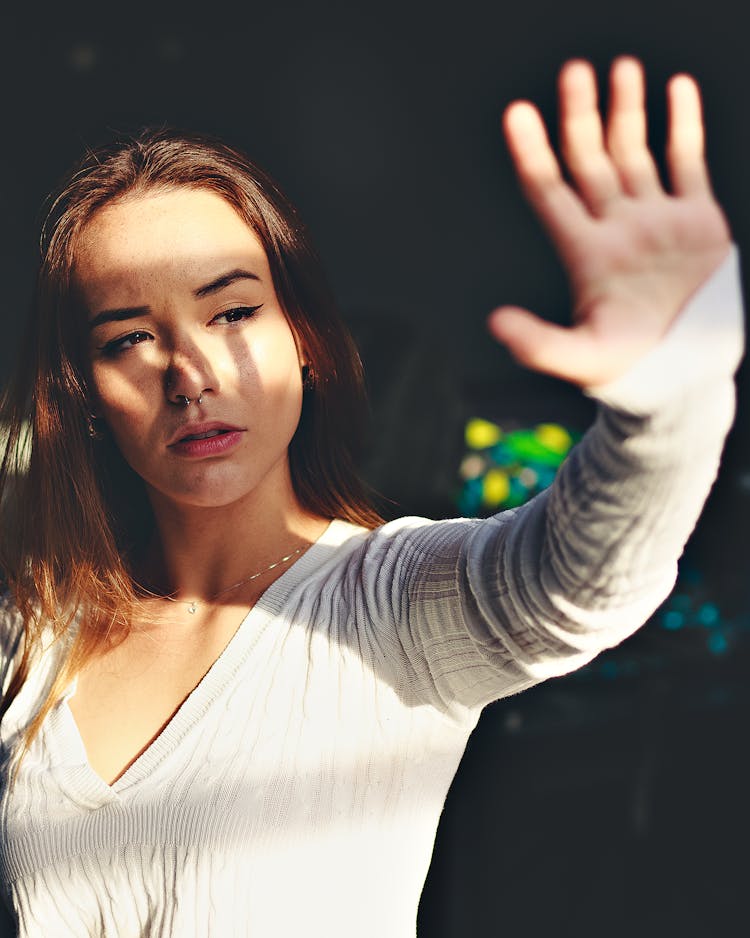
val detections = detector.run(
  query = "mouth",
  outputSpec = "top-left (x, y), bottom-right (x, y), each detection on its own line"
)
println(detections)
top-left (180, 428), bottom-right (231, 442)
top-left (167, 421), bottom-right (244, 450)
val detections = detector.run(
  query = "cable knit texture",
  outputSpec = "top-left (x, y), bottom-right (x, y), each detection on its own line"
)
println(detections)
top-left (0, 249), bottom-right (743, 937)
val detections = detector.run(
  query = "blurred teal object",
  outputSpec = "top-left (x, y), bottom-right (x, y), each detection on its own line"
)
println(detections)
top-left (458, 418), bottom-right (579, 515)
top-left (662, 610), bottom-right (685, 630)
top-left (659, 588), bottom-right (736, 657)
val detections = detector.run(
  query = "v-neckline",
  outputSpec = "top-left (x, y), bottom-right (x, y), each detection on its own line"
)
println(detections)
top-left (54, 519), bottom-right (353, 800)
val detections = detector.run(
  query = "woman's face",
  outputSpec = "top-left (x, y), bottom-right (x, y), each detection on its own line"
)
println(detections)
top-left (75, 187), bottom-right (306, 512)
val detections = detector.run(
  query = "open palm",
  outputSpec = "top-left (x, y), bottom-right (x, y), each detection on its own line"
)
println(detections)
top-left (488, 56), bottom-right (732, 387)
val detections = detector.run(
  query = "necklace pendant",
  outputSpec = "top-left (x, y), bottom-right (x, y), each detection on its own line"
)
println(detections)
top-left (187, 601), bottom-right (198, 615)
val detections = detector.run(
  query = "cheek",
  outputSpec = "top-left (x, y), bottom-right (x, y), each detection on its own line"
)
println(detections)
top-left (90, 365), bottom-right (160, 454)
top-left (232, 317), bottom-right (302, 389)
top-left (247, 332), bottom-right (304, 419)
top-left (90, 341), bottom-right (152, 395)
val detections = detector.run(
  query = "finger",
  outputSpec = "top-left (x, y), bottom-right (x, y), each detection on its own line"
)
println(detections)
top-left (666, 73), bottom-right (711, 196)
top-left (559, 59), bottom-right (623, 215)
top-left (503, 100), bottom-right (589, 248)
top-left (605, 56), bottom-right (662, 196)
top-left (488, 306), bottom-right (620, 386)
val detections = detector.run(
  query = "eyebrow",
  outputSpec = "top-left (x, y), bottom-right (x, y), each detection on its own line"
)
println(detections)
top-left (193, 268), bottom-right (261, 298)
top-left (88, 268), bottom-right (261, 330)
top-left (88, 306), bottom-right (149, 331)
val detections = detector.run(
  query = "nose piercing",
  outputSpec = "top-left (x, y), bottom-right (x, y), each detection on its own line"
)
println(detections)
top-left (176, 394), bottom-right (203, 407)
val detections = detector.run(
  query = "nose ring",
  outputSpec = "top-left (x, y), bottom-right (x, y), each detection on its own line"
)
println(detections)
top-left (176, 394), bottom-right (203, 407)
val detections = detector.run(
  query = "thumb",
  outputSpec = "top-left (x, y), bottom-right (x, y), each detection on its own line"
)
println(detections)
top-left (487, 306), bottom-right (613, 386)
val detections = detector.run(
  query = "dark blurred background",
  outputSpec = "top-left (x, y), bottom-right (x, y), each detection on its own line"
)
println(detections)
top-left (2, 2), bottom-right (748, 934)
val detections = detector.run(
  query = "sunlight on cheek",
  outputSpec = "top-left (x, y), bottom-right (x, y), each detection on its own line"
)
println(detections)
top-left (244, 330), bottom-right (303, 396)
top-left (91, 366), bottom-right (156, 445)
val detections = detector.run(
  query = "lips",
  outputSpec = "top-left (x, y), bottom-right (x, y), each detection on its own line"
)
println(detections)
top-left (181, 428), bottom-right (227, 442)
top-left (167, 421), bottom-right (242, 447)
top-left (167, 421), bottom-right (245, 457)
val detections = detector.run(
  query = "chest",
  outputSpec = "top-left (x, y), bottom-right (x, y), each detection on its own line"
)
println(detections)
top-left (5, 610), bottom-right (463, 800)
top-left (0, 615), bottom-right (474, 936)
top-left (1, 619), bottom-right (467, 856)
top-left (68, 606), bottom-right (252, 786)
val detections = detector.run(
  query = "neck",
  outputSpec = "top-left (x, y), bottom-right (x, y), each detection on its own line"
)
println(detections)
top-left (140, 478), bottom-right (329, 603)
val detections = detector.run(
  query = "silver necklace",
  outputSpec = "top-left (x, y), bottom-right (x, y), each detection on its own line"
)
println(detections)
top-left (162, 543), bottom-right (309, 614)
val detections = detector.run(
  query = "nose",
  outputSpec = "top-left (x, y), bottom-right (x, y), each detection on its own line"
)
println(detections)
top-left (164, 334), bottom-right (218, 407)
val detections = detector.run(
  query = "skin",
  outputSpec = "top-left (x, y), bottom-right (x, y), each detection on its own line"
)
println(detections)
top-left (68, 57), bottom-right (731, 786)
top-left (489, 57), bottom-right (731, 384)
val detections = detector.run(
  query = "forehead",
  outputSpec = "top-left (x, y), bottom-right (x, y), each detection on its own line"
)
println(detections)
top-left (73, 187), bottom-right (271, 298)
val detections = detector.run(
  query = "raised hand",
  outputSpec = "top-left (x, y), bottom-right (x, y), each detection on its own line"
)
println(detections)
top-left (488, 56), bottom-right (732, 387)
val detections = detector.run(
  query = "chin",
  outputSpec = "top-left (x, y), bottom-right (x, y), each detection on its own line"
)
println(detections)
top-left (158, 482), bottom-right (258, 510)
top-left (147, 463), bottom-right (290, 513)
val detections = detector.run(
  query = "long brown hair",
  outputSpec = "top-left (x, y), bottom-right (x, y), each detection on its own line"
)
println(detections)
top-left (0, 128), bottom-right (383, 748)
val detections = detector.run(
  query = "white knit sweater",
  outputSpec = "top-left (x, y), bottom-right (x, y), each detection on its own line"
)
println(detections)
top-left (0, 250), bottom-right (743, 937)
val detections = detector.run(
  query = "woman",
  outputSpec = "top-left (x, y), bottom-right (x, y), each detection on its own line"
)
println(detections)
top-left (0, 57), bottom-right (742, 936)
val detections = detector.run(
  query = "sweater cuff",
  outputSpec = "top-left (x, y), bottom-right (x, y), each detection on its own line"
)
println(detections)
top-left (584, 245), bottom-right (744, 416)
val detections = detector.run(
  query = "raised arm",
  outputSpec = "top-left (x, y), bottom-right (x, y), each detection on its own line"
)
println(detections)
top-left (352, 58), bottom-right (743, 715)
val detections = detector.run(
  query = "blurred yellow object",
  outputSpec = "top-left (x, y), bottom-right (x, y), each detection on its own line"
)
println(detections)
top-left (465, 418), bottom-right (502, 450)
top-left (535, 423), bottom-right (572, 454)
top-left (482, 468), bottom-right (510, 507)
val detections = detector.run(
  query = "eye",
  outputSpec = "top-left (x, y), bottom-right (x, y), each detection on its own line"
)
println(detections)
top-left (211, 305), bottom-right (262, 325)
top-left (98, 331), bottom-right (154, 356)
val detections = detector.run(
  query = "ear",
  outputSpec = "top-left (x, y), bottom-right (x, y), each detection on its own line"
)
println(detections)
top-left (86, 390), bottom-right (103, 420)
top-left (291, 331), bottom-right (308, 370)
top-left (286, 320), bottom-right (313, 386)
top-left (87, 413), bottom-right (106, 441)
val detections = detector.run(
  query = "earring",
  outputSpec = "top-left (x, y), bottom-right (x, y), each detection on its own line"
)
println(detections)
top-left (87, 414), bottom-right (105, 440)
top-left (301, 364), bottom-right (315, 393)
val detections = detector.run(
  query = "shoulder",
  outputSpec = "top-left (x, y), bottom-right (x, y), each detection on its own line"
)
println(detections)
top-left (313, 515), bottom-right (486, 591)
top-left (326, 515), bottom-right (480, 557)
